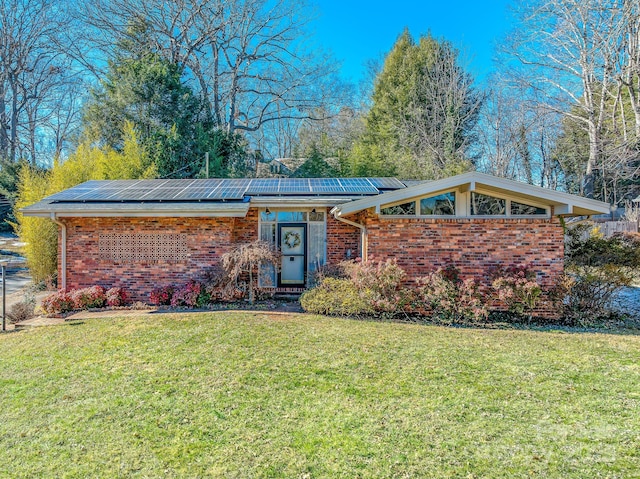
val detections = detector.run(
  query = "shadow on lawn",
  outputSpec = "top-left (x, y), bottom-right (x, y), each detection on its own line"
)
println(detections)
top-left (338, 311), bottom-right (640, 336)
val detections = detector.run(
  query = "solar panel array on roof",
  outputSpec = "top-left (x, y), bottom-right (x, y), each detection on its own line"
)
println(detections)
top-left (44, 177), bottom-right (407, 203)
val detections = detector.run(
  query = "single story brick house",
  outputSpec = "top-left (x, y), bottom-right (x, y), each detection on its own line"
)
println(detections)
top-left (22, 172), bottom-right (609, 307)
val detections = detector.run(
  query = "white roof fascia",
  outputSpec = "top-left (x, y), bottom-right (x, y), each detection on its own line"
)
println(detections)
top-left (334, 171), bottom-right (610, 217)
top-left (21, 202), bottom-right (250, 218)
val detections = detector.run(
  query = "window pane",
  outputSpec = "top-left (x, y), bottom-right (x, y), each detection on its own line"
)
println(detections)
top-left (511, 201), bottom-right (547, 215)
top-left (308, 222), bottom-right (326, 277)
top-left (260, 224), bottom-right (275, 244)
top-left (277, 211), bottom-right (307, 222)
top-left (260, 210), bottom-right (276, 222)
top-left (420, 192), bottom-right (455, 215)
top-left (258, 224), bottom-right (276, 287)
top-left (309, 210), bottom-right (325, 222)
top-left (381, 201), bottom-right (416, 216)
top-left (471, 193), bottom-right (506, 215)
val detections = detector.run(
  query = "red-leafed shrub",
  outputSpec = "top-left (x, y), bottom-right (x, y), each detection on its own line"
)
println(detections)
top-left (149, 285), bottom-right (174, 306)
top-left (42, 290), bottom-right (75, 315)
top-left (70, 286), bottom-right (106, 309)
top-left (171, 280), bottom-right (209, 308)
top-left (106, 287), bottom-right (129, 307)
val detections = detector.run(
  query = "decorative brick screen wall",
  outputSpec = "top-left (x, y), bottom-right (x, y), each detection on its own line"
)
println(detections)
top-left (98, 233), bottom-right (188, 262)
top-left (60, 216), bottom-right (239, 300)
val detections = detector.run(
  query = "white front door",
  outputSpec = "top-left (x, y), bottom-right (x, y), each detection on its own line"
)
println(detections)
top-left (278, 223), bottom-right (306, 285)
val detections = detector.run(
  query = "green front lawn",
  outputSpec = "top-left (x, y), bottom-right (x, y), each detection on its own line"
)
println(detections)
top-left (1, 313), bottom-right (639, 478)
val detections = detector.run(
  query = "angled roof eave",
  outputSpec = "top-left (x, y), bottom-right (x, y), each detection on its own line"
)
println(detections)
top-left (332, 171), bottom-right (611, 217)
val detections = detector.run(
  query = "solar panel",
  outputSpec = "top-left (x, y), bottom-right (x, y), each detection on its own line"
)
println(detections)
top-left (339, 178), bottom-right (378, 194)
top-left (246, 178), bottom-right (281, 194)
top-left (278, 178), bottom-right (312, 194)
top-left (192, 179), bottom-right (224, 189)
top-left (99, 188), bottom-right (157, 201)
top-left (141, 188), bottom-right (187, 200)
top-left (213, 187), bottom-right (247, 200)
top-left (161, 179), bottom-right (198, 188)
top-left (173, 187), bottom-right (220, 200)
top-left (46, 188), bottom-right (94, 201)
top-left (75, 189), bottom-right (126, 201)
top-left (367, 177), bottom-right (406, 190)
top-left (309, 178), bottom-right (344, 193)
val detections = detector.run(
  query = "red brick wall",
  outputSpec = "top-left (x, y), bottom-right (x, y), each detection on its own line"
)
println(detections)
top-left (363, 214), bottom-right (563, 285)
top-left (326, 210), bottom-right (361, 264)
top-left (233, 208), bottom-right (259, 243)
top-left (58, 206), bottom-right (564, 316)
top-left (361, 213), bottom-right (564, 317)
top-left (60, 216), bottom-right (237, 301)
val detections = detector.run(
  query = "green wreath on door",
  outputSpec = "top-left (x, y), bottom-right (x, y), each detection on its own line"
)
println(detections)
top-left (283, 231), bottom-right (301, 249)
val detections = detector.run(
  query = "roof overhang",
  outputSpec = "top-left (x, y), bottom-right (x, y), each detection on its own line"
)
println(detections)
top-left (21, 201), bottom-right (251, 218)
top-left (247, 196), bottom-right (360, 207)
top-left (332, 171), bottom-right (611, 217)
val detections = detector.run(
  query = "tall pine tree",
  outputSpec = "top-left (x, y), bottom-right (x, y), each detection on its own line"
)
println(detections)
top-left (350, 30), bottom-right (482, 179)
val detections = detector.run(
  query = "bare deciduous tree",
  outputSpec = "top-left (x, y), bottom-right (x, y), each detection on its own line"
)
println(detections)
top-left (0, 0), bottom-right (82, 164)
top-left (506, 0), bottom-right (626, 196)
top-left (78, 0), bottom-right (343, 157)
top-left (477, 81), bottom-right (562, 189)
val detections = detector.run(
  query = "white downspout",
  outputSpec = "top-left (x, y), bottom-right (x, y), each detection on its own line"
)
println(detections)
top-left (331, 209), bottom-right (368, 262)
top-left (50, 213), bottom-right (67, 290)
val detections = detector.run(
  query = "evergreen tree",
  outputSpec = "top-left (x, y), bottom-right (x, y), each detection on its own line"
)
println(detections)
top-left (350, 30), bottom-right (482, 179)
top-left (292, 147), bottom-right (337, 178)
top-left (83, 20), bottom-right (247, 178)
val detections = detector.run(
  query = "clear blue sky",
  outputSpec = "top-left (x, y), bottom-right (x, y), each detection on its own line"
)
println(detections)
top-left (312, 0), bottom-right (513, 84)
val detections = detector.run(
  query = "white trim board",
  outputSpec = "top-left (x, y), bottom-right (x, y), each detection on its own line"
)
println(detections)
top-left (332, 172), bottom-right (610, 217)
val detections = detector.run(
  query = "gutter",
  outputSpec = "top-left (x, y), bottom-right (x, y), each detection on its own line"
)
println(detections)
top-left (331, 208), bottom-right (368, 262)
top-left (49, 213), bottom-right (66, 290)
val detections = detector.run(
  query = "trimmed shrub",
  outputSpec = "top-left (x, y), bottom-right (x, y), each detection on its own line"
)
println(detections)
top-left (301, 260), bottom-right (411, 318)
top-left (553, 267), bottom-right (634, 326)
top-left (560, 224), bottom-right (639, 325)
top-left (149, 285), bottom-right (174, 306)
top-left (170, 280), bottom-right (210, 308)
top-left (70, 286), bottom-right (107, 309)
top-left (106, 287), bottom-right (128, 307)
top-left (340, 259), bottom-right (410, 313)
top-left (416, 266), bottom-right (487, 323)
top-left (300, 278), bottom-right (376, 317)
top-left (42, 290), bottom-right (75, 315)
top-left (342, 258), bottom-right (407, 312)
